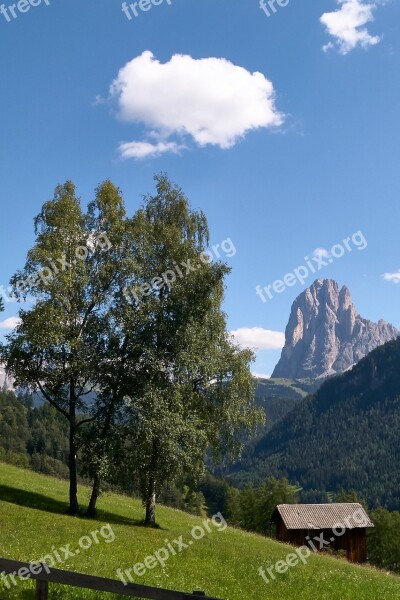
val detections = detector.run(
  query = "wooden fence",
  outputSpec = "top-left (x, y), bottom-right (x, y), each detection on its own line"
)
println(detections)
top-left (0, 558), bottom-right (223, 600)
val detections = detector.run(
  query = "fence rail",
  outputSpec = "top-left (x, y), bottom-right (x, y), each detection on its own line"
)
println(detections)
top-left (0, 557), bottom-right (223, 600)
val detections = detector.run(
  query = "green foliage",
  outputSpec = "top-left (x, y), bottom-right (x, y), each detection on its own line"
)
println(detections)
top-left (335, 489), bottom-right (364, 504)
top-left (0, 179), bottom-right (132, 514)
top-left (1, 175), bottom-right (262, 523)
top-left (158, 482), bottom-right (206, 516)
top-left (0, 447), bottom-right (30, 469)
top-left (226, 477), bottom-right (299, 535)
top-left (0, 389), bottom-right (30, 453)
top-left (114, 175), bottom-right (263, 524)
top-left (198, 473), bottom-right (299, 536)
top-left (0, 389), bottom-right (71, 477)
top-left (27, 402), bottom-right (69, 463)
top-left (29, 452), bottom-right (70, 478)
top-left (198, 473), bottom-right (232, 516)
top-left (368, 508), bottom-right (400, 572)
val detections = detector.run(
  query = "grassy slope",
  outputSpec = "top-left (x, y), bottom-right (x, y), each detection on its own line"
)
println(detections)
top-left (254, 378), bottom-right (320, 426)
top-left (0, 463), bottom-right (399, 600)
top-left (256, 378), bottom-right (315, 401)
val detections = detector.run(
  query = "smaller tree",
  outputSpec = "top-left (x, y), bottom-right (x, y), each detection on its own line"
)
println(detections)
top-left (335, 488), bottom-right (364, 504)
top-left (1, 180), bottom-right (130, 515)
top-left (256, 477), bottom-right (299, 535)
top-left (226, 477), bottom-right (299, 535)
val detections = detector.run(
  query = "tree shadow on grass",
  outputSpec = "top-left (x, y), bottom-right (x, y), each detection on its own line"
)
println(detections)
top-left (0, 485), bottom-right (146, 528)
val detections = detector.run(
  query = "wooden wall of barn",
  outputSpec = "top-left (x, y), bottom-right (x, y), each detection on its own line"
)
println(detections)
top-left (275, 518), bottom-right (367, 563)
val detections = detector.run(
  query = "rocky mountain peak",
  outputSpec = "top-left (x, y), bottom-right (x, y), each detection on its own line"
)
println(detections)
top-left (272, 279), bottom-right (399, 379)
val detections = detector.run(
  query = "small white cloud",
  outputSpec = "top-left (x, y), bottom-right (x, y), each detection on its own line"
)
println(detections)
top-left (231, 327), bottom-right (285, 351)
top-left (110, 51), bottom-right (283, 159)
top-left (320, 0), bottom-right (381, 55)
top-left (0, 316), bottom-right (21, 330)
top-left (252, 372), bottom-right (271, 379)
top-left (119, 140), bottom-right (183, 160)
top-left (383, 270), bottom-right (400, 284)
top-left (92, 95), bottom-right (106, 106)
top-left (312, 248), bottom-right (331, 259)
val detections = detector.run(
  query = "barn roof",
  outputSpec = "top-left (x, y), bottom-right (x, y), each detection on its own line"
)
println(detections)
top-left (274, 503), bottom-right (374, 530)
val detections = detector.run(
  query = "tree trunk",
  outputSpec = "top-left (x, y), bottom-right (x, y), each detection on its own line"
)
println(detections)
top-left (68, 426), bottom-right (80, 515)
top-left (86, 390), bottom-right (118, 517)
top-left (68, 392), bottom-right (80, 516)
top-left (87, 473), bottom-right (101, 517)
top-left (144, 439), bottom-right (159, 526)
top-left (144, 478), bottom-right (157, 526)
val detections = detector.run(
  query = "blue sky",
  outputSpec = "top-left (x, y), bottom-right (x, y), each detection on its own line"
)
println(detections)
top-left (0, 0), bottom-right (399, 376)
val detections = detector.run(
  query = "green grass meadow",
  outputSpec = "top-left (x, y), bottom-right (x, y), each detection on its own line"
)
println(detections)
top-left (0, 462), bottom-right (399, 599)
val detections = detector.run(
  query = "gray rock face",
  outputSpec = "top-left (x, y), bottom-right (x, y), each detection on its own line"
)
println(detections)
top-left (272, 279), bottom-right (399, 379)
top-left (0, 365), bottom-right (13, 390)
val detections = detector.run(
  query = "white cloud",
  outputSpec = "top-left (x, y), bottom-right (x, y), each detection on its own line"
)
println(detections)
top-left (119, 140), bottom-right (183, 159)
top-left (230, 327), bottom-right (285, 351)
top-left (110, 51), bottom-right (283, 159)
top-left (0, 316), bottom-right (21, 330)
top-left (320, 0), bottom-right (381, 55)
top-left (383, 270), bottom-right (400, 284)
top-left (312, 248), bottom-right (331, 259)
top-left (252, 372), bottom-right (271, 379)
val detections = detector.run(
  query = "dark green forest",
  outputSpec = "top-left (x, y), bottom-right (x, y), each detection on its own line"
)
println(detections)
top-left (0, 389), bottom-right (69, 477)
top-left (229, 338), bottom-right (400, 510)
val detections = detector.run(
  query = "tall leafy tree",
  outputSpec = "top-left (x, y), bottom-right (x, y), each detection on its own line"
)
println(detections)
top-left (120, 175), bottom-right (263, 525)
top-left (0, 180), bottom-right (130, 514)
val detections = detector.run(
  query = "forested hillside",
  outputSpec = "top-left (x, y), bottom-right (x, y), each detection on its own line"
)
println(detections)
top-left (230, 338), bottom-right (400, 509)
top-left (0, 389), bottom-right (69, 477)
top-left (254, 377), bottom-right (318, 431)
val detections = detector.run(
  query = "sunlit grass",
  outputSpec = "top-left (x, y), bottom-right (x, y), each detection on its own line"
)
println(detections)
top-left (0, 462), bottom-right (399, 599)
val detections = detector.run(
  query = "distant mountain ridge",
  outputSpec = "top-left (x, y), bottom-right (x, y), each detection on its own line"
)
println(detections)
top-left (272, 279), bottom-right (399, 379)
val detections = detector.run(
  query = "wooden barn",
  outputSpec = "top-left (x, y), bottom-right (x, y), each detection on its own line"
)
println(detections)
top-left (271, 503), bottom-right (374, 563)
